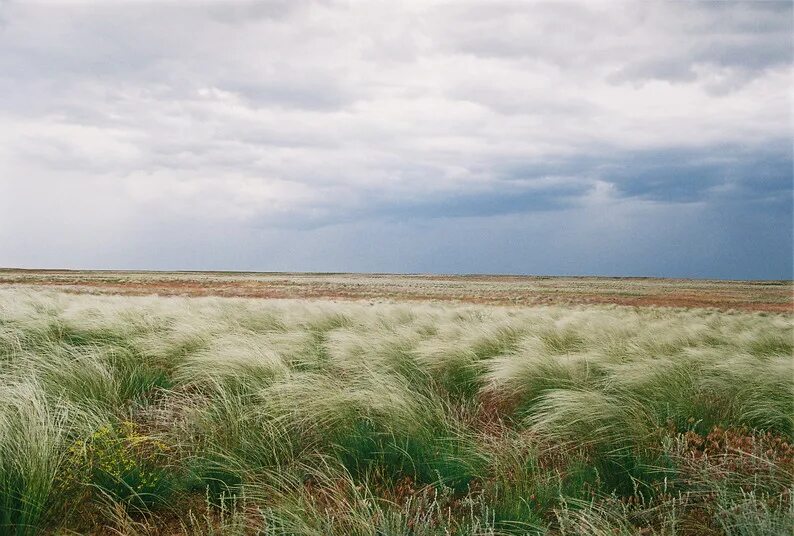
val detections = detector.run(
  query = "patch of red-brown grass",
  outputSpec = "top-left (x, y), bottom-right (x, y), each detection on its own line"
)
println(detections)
top-left (676, 426), bottom-right (794, 484)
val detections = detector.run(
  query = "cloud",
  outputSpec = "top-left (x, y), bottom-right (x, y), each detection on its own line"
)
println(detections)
top-left (0, 0), bottom-right (791, 277)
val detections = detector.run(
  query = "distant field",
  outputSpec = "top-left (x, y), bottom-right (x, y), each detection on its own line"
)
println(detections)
top-left (0, 280), bottom-right (792, 535)
top-left (1, 269), bottom-right (792, 312)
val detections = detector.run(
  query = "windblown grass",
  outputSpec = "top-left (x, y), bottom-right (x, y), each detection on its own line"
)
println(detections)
top-left (0, 288), bottom-right (790, 534)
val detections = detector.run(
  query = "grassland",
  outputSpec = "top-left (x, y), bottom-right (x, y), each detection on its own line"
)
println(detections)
top-left (0, 276), bottom-right (792, 535)
top-left (1, 270), bottom-right (791, 312)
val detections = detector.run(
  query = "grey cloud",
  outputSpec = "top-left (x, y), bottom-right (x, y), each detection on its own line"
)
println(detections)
top-left (607, 59), bottom-right (698, 86)
top-left (437, 1), bottom-right (791, 92)
top-left (614, 3), bottom-right (791, 87)
top-left (0, 0), bottom-right (790, 277)
top-left (230, 77), bottom-right (357, 111)
top-left (205, 0), bottom-right (318, 24)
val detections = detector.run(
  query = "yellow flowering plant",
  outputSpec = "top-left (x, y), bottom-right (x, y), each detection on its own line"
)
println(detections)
top-left (60, 421), bottom-right (175, 508)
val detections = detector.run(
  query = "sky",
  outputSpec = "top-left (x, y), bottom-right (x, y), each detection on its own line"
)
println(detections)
top-left (0, 0), bottom-right (791, 279)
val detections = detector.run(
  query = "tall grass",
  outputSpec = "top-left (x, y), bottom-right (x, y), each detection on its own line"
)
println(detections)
top-left (0, 288), bottom-right (790, 534)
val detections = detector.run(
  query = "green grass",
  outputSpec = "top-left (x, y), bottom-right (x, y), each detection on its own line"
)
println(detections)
top-left (0, 288), bottom-right (791, 534)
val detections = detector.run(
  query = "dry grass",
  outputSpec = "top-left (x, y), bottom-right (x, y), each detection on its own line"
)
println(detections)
top-left (0, 287), bottom-right (791, 535)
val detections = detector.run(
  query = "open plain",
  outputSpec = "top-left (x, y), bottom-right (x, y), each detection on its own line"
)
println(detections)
top-left (0, 271), bottom-right (791, 535)
top-left (1, 270), bottom-right (791, 312)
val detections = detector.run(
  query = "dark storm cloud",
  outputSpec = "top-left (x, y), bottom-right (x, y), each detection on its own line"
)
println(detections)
top-left (604, 146), bottom-right (793, 204)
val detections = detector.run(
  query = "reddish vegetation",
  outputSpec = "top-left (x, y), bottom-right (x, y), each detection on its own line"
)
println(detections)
top-left (680, 426), bottom-right (794, 479)
top-left (0, 269), bottom-right (791, 312)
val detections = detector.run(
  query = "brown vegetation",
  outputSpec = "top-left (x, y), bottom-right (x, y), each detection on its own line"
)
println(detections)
top-left (1, 269), bottom-right (791, 312)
